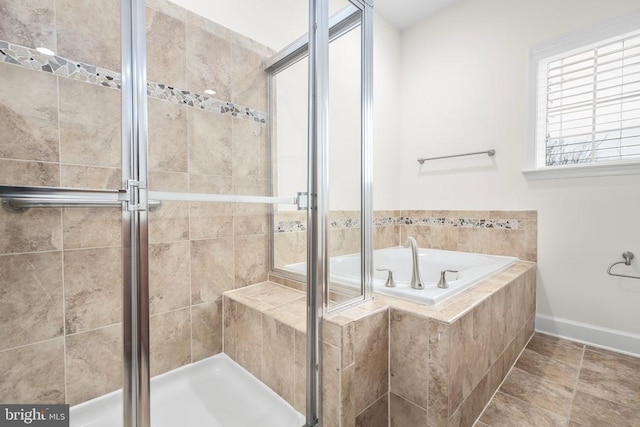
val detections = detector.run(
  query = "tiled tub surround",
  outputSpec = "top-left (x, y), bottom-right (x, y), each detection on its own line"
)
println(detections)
top-left (274, 210), bottom-right (537, 270)
top-left (0, 0), bottom-right (272, 405)
top-left (230, 260), bottom-right (536, 427)
top-left (386, 261), bottom-right (536, 427)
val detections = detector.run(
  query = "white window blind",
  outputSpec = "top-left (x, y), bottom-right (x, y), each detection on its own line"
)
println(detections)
top-left (535, 29), bottom-right (640, 168)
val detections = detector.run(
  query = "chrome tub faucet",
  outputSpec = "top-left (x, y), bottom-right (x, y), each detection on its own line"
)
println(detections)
top-left (403, 237), bottom-right (425, 290)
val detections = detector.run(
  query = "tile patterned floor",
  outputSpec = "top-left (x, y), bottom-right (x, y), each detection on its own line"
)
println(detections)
top-left (477, 333), bottom-right (640, 427)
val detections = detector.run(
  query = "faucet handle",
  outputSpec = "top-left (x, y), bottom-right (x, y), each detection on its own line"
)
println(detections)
top-left (376, 269), bottom-right (396, 288)
top-left (437, 270), bottom-right (459, 289)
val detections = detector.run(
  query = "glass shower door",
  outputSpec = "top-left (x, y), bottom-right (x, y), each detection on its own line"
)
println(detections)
top-left (1, 0), bottom-right (335, 425)
top-left (269, 0), bottom-right (374, 311)
top-left (144, 0), bottom-right (317, 426)
top-left (0, 0), bottom-right (128, 419)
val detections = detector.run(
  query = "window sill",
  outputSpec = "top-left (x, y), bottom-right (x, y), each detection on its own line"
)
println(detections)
top-left (522, 161), bottom-right (640, 180)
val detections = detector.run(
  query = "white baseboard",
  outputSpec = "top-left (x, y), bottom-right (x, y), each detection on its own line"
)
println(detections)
top-left (535, 313), bottom-right (640, 358)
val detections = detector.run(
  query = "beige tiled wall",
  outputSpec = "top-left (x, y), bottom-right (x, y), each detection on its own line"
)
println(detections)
top-left (274, 210), bottom-right (363, 269)
top-left (398, 210), bottom-right (538, 262)
top-left (0, 0), bottom-right (271, 405)
top-left (377, 210), bottom-right (538, 262)
top-left (275, 209), bottom-right (537, 271)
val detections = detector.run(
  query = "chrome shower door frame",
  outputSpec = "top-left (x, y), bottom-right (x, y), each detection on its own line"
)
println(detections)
top-left (267, 3), bottom-right (374, 310)
top-left (122, 0), bottom-right (369, 425)
top-left (121, 1), bottom-right (150, 426)
top-left (306, 2), bottom-right (329, 425)
top-left (267, 0), bottom-right (374, 425)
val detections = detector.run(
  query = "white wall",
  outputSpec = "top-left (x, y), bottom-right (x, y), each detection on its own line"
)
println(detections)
top-left (274, 26), bottom-right (363, 211)
top-left (273, 57), bottom-right (309, 207)
top-left (273, 13), bottom-right (402, 211)
top-left (372, 14), bottom-right (402, 209)
top-left (398, 0), bottom-right (640, 338)
top-left (170, 0), bottom-right (352, 50)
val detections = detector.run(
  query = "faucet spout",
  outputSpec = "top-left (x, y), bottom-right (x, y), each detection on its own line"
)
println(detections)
top-left (403, 237), bottom-right (425, 290)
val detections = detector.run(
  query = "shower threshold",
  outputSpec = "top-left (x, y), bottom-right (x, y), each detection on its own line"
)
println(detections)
top-left (70, 353), bottom-right (305, 427)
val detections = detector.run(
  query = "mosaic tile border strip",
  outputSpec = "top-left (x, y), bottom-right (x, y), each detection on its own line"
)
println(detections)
top-left (397, 216), bottom-right (523, 229)
top-left (275, 218), bottom-right (362, 233)
top-left (275, 220), bottom-right (306, 233)
top-left (0, 40), bottom-right (267, 124)
top-left (0, 40), bottom-right (121, 89)
top-left (275, 215), bottom-right (524, 233)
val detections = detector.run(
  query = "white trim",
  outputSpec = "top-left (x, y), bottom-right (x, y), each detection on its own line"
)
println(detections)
top-left (532, 11), bottom-right (640, 59)
top-left (525, 9), bottom-right (640, 177)
top-left (535, 313), bottom-right (640, 358)
top-left (522, 160), bottom-right (640, 179)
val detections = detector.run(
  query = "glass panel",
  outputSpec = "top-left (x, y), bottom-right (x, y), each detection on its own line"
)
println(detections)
top-left (270, 3), bottom-right (365, 310)
top-left (0, 0), bottom-right (124, 418)
top-left (328, 18), bottom-right (363, 308)
top-left (272, 56), bottom-right (310, 274)
top-left (272, 1), bottom-right (362, 306)
top-left (145, 0), bottom-right (307, 425)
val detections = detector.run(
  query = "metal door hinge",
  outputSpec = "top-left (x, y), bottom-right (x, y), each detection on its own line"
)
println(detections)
top-left (122, 179), bottom-right (147, 212)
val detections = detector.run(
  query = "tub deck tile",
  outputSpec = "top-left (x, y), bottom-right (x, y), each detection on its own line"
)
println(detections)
top-left (378, 261), bottom-right (536, 324)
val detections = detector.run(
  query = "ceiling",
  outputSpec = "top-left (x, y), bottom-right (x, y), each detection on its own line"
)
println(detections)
top-left (374, 0), bottom-right (460, 30)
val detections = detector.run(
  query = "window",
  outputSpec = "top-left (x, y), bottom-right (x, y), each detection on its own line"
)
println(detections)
top-left (525, 14), bottom-right (640, 179)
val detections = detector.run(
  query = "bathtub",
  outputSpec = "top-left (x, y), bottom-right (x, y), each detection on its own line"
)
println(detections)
top-left (286, 247), bottom-right (518, 305)
top-left (70, 353), bottom-right (304, 427)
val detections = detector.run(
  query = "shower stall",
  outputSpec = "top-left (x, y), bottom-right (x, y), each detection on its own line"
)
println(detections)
top-left (0, 0), bottom-right (372, 426)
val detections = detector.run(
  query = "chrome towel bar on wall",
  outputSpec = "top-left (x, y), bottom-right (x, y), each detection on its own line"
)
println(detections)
top-left (417, 149), bottom-right (496, 164)
top-left (607, 251), bottom-right (640, 280)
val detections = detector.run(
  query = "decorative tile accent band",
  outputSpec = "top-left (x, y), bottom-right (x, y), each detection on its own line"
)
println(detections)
top-left (0, 40), bottom-right (268, 124)
top-left (274, 218), bottom-right (362, 233)
top-left (332, 218), bottom-right (361, 229)
top-left (0, 40), bottom-right (121, 88)
top-left (274, 215), bottom-right (523, 233)
top-left (275, 220), bottom-right (306, 233)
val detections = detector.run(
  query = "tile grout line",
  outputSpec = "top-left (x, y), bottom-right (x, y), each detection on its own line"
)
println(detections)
top-left (185, 71), bottom-right (194, 364)
top-left (564, 344), bottom-right (585, 426)
top-left (62, 216), bottom-right (68, 404)
top-left (569, 344), bottom-right (637, 421)
top-left (53, 0), bottom-right (68, 405)
top-left (355, 391), bottom-right (388, 421)
top-left (474, 329), bottom-right (536, 426)
top-left (0, 248), bottom-right (64, 257)
top-left (0, 334), bottom-right (64, 355)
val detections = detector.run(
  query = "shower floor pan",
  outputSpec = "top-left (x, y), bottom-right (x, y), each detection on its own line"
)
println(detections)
top-left (70, 353), bottom-right (305, 427)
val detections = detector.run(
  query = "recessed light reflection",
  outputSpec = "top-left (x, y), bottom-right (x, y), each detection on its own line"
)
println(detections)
top-left (204, 89), bottom-right (216, 96)
top-left (36, 47), bottom-right (55, 56)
